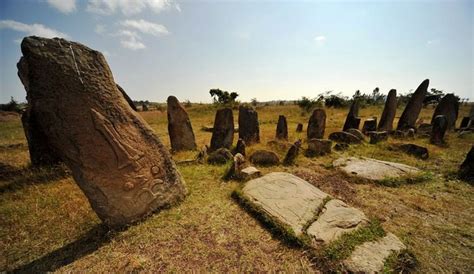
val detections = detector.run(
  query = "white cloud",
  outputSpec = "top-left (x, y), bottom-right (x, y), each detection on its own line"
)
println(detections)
top-left (95, 24), bottom-right (106, 35)
top-left (121, 19), bottom-right (169, 36)
top-left (87, 0), bottom-right (179, 16)
top-left (427, 39), bottom-right (440, 46)
top-left (117, 30), bottom-right (146, 50)
top-left (47, 0), bottom-right (77, 13)
top-left (314, 35), bottom-right (326, 42)
top-left (0, 20), bottom-right (69, 39)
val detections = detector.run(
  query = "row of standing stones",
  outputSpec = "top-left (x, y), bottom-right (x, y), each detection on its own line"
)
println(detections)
top-left (17, 36), bottom-right (473, 271)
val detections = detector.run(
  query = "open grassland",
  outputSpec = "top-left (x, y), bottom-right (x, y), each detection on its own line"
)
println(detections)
top-left (1, 104), bottom-right (473, 272)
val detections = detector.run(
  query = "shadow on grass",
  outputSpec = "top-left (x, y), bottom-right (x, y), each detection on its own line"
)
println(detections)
top-left (0, 162), bottom-right (70, 193)
top-left (12, 224), bottom-right (114, 273)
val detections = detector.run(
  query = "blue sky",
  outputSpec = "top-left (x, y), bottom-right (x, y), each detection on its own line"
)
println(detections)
top-left (1, 0), bottom-right (473, 103)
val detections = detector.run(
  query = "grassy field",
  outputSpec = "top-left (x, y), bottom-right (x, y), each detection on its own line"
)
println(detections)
top-left (1, 103), bottom-right (473, 272)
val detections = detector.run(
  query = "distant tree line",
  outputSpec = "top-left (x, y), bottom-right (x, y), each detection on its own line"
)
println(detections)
top-left (0, 97), bottom-right (24, 113)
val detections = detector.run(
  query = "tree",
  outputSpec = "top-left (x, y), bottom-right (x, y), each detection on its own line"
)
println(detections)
top-left (0, 97), bottom-right (21, 112)
top-left (209, 89), bottom-right (239, 105)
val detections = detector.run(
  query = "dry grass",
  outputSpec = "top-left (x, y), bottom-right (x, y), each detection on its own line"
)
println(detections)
top-left (1, 103), bottom-right (473, 272)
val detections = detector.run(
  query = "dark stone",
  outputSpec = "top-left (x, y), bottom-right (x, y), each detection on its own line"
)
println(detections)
top-left (407, 128), bottom-right (415, 138)
top-left (397, 79), bottom-right (429, 130)
top-left (378, 89), bottom-right (397, 131)
top-left (296, 123), bottom-right (303, 132)
top-left (210, 108), bottom-right (234, 152)
top-left (328, 131), bottom-right (362, 144)
top-left (334, 143), bottom-right (349, 151)
top-left (233, 138), bottom-right (246, 156)
top-left (167, 96), bottom-right (197, 151)
top-left (431, 94), bottom-right (459, 130)
top-left (305, 139), bottom-right (332, 157)
top-left (369, 131), bottom-right (388, 144)
top-left (249, 150), bottom-right (280, 166)
top-left (345, 128), bottom-right (365, 141)
top-left (417, 123), bottom-right (432, 135)
top-left (430, 115), bottom-right (448, 145)
top-left (142, 103), bottom-right (149, 111)
top-left (307, 108), bottom-right (326, 139)
top-left (459, 145), bottom-right (474, 183)
top-left (276, 115), bottom-right (288, 140)
top-left (207, 148), bottom-right (233, 165)
top-left (238, 105), bottom-right (260, 144)
top-left (283, 140), bottom-right (302, 166)
top-left (399, 144), bottom-right (429, 160)
top-left (343, 100), bottom-right (360, 131)
top-left (116, 84), bottom-right (137, 111)
top-left (460, 117), bottom-right (471, 129)
top-left (362, 118), bottom-right (377, 135)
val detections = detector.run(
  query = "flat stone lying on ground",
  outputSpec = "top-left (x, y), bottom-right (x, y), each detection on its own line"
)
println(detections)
top-left (397, 144), bottom-right (429, 160)
top-left (306, 139), bottom-right (332, 157)
top-left (249, 150), bottom-right (280, 166)
top-left (333, 157), bottom-right (421, 181)
top-left (345, 128), bottom-right (365, 141)
top-left (329, 131), bottom-right (362, 144)
top-left (343, 233), bottom-right (406, 273)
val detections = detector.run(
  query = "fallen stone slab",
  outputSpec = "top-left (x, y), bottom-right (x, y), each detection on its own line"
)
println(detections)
top-left (397, 144), bottom-right (429, 160)
top-left (333, 157), bottom-right (421, 181)
top-left (307, 199), bottom-right (368, 245)
top-left (329, 131), bottom-right (362, 144)
top-left (343, 233), bottom-right (406, 273)
top-left (240, 172), bottom-right (329, 236)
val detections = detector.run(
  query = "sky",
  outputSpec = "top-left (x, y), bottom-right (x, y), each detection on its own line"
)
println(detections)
top-left (0, 0), bottom-right (473, 103)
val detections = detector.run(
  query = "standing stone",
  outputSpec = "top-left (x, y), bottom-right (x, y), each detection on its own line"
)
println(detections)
top-left (238, 105), bottom-right (260, 144)
top-left (142, 103), bottom-right (149, 111)
top-left (296, 123), bottom-right (303, 132)
top-left (209, 108), bottom-right (234, 152)
top-left (343, 100), bottom-right (360, 131)
top-left (362, 118), bottom-right (377, 135)
top-left (378, 89), bottom-right (397, 131)
top-left (459, 145), bottom-right (474, 183)
top-left (233, 138), bottom-right (246, 156)
top-left (368, 131), bottom-right (388, 144)
top-left (17, 36), bottom-right (187, 227)
top-left (397, 79), bottom-right (429, 130)
top-left (275, 115), bottom-right (288, 140)
top-left (431, 93), bottom-right (459, 130)
top-left (307, 109), bottom-right (326, 139)
top-left (167, 96), bottom-right (197, 152)
top-left (116, 84), bottom-right (137, 111)
top-left (283, 140), bottom-right (302, 166)
top-left (430, 115), bottom-right (448, 145)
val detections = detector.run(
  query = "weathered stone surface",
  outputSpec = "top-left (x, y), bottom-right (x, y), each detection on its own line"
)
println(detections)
top-left (167, 96), bottom-right (197, 152)
top-left (334, 143), bottom-right (349, 151)
top-left (296, 123), bottom-right (303, 132)
top-left (17, 36), bottom-right (186, 227)
top-left (459, 145), bottom-right (474, 183)
top-left (333, 157), bottom-right (420, 181)
top-left (241, 172), bottom-right (329, 236)
top-left (431, 93), bottom-right (459, 130)
top-left (343, 100), bottom-right (360, 131)
top-left (283, 140), bottom-right (301, 166)
top-left (345, 128), bottom-right (365, 141)
top-left (328, 131), bottom-right (362, 144)
top-left (343, 233), bottom-right (406, 273)
top-left (368, 131), bottom-right (388, 144)
top-left (407, 128), bottom-right (415, 138)
top-left (378, 89), bottom-right (397, 131)
top-left (224, 153), bottom-right (246, 180)
top-left (116, 84), bottom-right (137, 111)
top-left (207, 148), bottom-right (233, 165)
top-left (238, 105), bottom-right (260, 144)
top-left (306, 139), bottom-right (332, 157)
top-left (362, 118), bottom-right (377, 135)
top-left (209, 108), bottom-right (234, 152)
top-left (240, 166), bottom-right (261, 180)
top-left (398, 144), bottom-right (429, 160)
top-left (249, 150), bottom-right (280, 166)
top-left (307, 199), bottom-right (368, 244)
top-left (307, 109), bottom-right (326, 139)
top-left (233, 138), bottom-right (246, 156)
top-left (397, 79), bottom-right (429, 130)
top-left (430, 115), bottom-right (448, 145)
top-left (276, 115), bottom-right (288, 140)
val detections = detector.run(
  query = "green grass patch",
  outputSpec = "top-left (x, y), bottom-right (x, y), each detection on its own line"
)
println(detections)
top-left (378, 171), bottom-right (434, 187)
top-left (383, 249), bottom-right (418, 274)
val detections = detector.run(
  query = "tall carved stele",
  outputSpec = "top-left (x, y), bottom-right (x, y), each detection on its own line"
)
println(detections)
top-left (17, 36), bottom-right (187, 227)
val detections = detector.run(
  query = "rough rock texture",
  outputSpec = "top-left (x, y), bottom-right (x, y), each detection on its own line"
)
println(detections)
top-left (459, 145), bottom-right (474, 183)
top-left (343, 233), bottom-right (406, 273)
top-left (306, 139), bottom-right (332, 157)
top-left (224, 153), bottom-right (253, 180)
top-left (21, 106), bottom-right (62, 167)
top-left (275, 115), bottom-right (288, 140)
top-left (240, 166), bottom-right (261, 180)
top-left (398, 144), bottom-right (429, 160)
top-left (296, 123), bottom-right (303, 132)
top-left (241, 172), bottom-right (329, 236)
top-left (430, 115), bottom-right (448, 145)
top-left (431, 93), bottom-right (459, 130)
top-left (249, 150), bottom-right (280, 166)
top-left (343, 100), bottom-right (360, 131)
top-left (328, 131), bottom-right (362, 144)
top-left (207, 148), bottom-right (233, 165)
top-left (368, 131), bottom-right (388, 144)
top-left (397, 79), bottom-right (429, 130)
top-left (17, 36), bottom-right (186, 227)
top-left (362, 118), bottom-right (377, 135)
top-left (378, 89), bottom-right (397, 131)
top-left (238, 105), bottom-right (260, 144)
top-left (116, 84), bottom-right (137, 111)
top-left (307, 199), bottom-right (368, 244)
top-left (209, 108), bottom-right (234, 152)
top-left (283, 140), bottom-right (301, 166)
top-left (307, 109), bottom-right (326, 139)
top-left (167, 96), bottom-right (197, 152)
top-left (345, 128), bottom-right (365, 141)
top-left (233, 138), bottom-right (246, 156)
top-left (333, 157), bottom-right (421, 181)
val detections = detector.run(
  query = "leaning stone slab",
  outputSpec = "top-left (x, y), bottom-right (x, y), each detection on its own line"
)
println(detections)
top-left (343, 233), bottom-right (406, 273)
top-left (307, 199), bottom-right (368, 245)
top-left (333, 157), bottom-right (421, 181)
top-left (397, 79), bottom-right (429, 130)
top-left (241, 172), bottom-right (329, 236)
